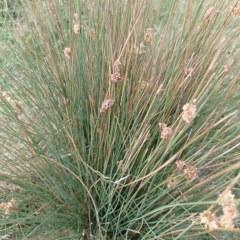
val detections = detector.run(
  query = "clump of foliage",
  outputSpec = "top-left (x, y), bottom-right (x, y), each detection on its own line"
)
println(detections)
top-left (0, 0), bottom-right (240, 239)
top-left (0, 0), bottom-right (22, 27)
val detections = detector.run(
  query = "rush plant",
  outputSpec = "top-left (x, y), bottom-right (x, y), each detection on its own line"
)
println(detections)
top-left (0, 0), bottom-right (240, 239)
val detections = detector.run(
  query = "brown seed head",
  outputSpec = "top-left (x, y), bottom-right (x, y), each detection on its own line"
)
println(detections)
top-left (182, 99), bottom-right (197, 123)
top-left (111, 60), bottom-right (122, 82)
top-left (134, 42), bottom-right (145, 54)
top-left (73, 24), bottom-right (81, 34)
top-left (74, 13), bottom-right (79, 19)
top-left (88, 28), bottom-right (95, 39)
top-left (0, 199), bottom-right (18, 214)
top-left (184, 68), bottom-right (194, 77)
top-left (2, 91), bottom-right (21, 113)
top-left (230, 4), bottom-right (240, 16)
top-left (167, 178), bottom-right (176, 188)
top-left (183, 165), bottom-right (199, 181)
top-left (117, 161), bottom-right (124, 171)
top-left (175, 160), bottom-right (186, 171)
top-left (204, 7), bottom-right (215, 20)
top-left (63, 47), bottom-right (72, 59)
top-left (159, 123), bottom-right (173, 139)
top-left (219, 215), bottom-right (235, 229)
top-left (145, 28), bottom-right (153, 43)
top-left (199, 190), bottom-right (238, 231)
top-left (88, 4), bottom-right (94, 14)
top-left (141, 81), bottom-right (149, 89)
top-left (218, 190), bottom-right (238, 228)
top-left (99, 99), bottom-right (114, 113)
top-left (199, 210), bottom-right (219, 231)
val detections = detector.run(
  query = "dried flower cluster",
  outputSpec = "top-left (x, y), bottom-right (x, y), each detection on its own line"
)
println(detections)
top-left (0, 199), bottom-right (18, 214)
top-left (88, 4), bottom-right (94, 14)
top-left (111, 60), bottom-right (122, 82)
top-left (175, 160), bottom-right (186, 171)
top-left (159, 123), bottom-right (173, 139)
top-left (117, 161), bottom-right (124, 171)
top-left (62, 97), bottom-right (69, 106)
top-left (73, 24), bottom-right (81, 34)
top-left (182, 99), bottom-right (197, 123)
top-left (74, 13), bottom-right (79, 19)
top-left (88, 28), bottom-right (95, 39)
top-left (145, 28), bottom-right (152, 43)
top-left (218, 190), bottom-right (238, 228)
top-left (199, 190), bottom-right (238, 231)
top-left (223, 61), bottom-right (234, 74)
top-left (184, 68), bottom-right (194, 77)
top-left (141, 81), bottom-right (149, 89)
top-left (63, 47), bottom-right (72, 59)
top-left (73, 13), bottom-right (80, 34)
top-left (230, 4), bottom-right (240, 16)
top-left (199, 210), bottom-right (219, 231)
top-left (175, 160), bottom-right (199, 181)
top-left (100, 59), bottom-right (121, 112)
top-left (134, 42), bottom-right (145, 54)
top-left (167, 161), bottom-right (199, 188)
top-left (183, 165), bottom-right (199, 181)
top-left (204, 7), bottom-right (215, 20)
top-left (2, 91), bottom-right (20, 113)
top-left (99, 98), bottom-right (114, 112)
top-left (167, 178), bottom-right (176, 188)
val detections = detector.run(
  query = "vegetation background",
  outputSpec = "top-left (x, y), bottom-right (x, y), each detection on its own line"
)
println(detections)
top-left (0, 0), bottom-right (240, 239)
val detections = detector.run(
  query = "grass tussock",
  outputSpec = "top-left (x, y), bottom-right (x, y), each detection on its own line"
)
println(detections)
top-left (0, 0), bottom-right (240, 239)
